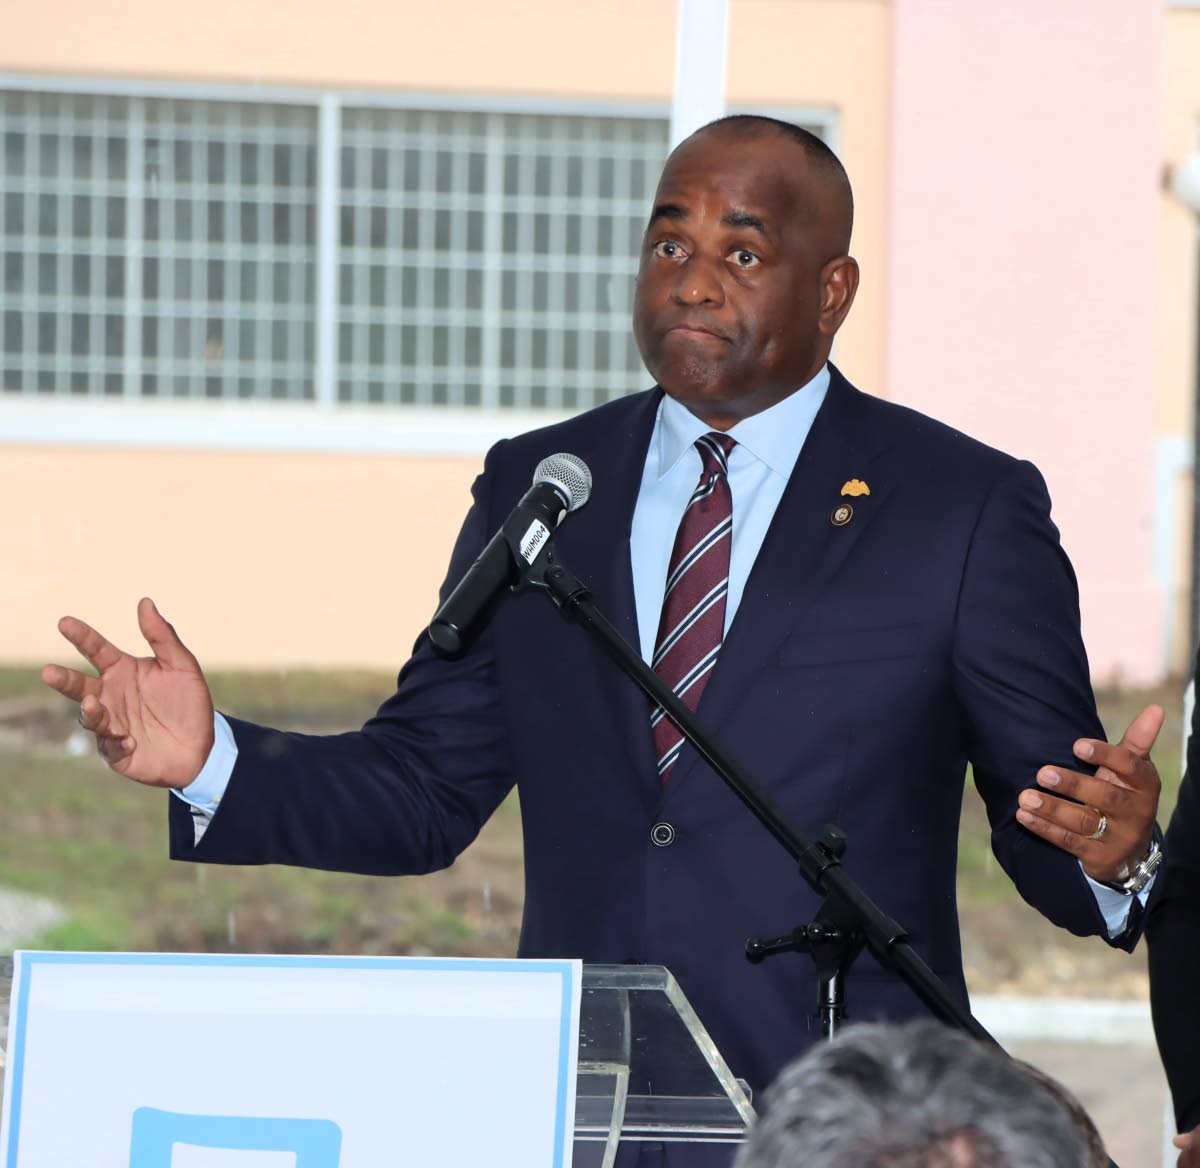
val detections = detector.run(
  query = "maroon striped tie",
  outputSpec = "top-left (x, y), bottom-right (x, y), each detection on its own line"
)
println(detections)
top-left (651, 432), bottom-right (736, 783)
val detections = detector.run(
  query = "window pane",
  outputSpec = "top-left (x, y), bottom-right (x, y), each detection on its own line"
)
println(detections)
top-left (0, 84), bottom-right (827, 410)
top-left (0, 88), bottom-right (318, 398)
top-left (335, 105), bottom-right (676, 409)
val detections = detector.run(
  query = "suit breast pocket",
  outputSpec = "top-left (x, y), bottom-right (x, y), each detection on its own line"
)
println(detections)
top-left (777, 622), bottom-right (924, 668)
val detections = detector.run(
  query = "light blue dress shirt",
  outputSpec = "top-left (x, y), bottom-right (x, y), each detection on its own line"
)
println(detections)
top-left (631, 366), bottom-right (829, 661)
top-left (177, 362), bottom-right (1146, 933)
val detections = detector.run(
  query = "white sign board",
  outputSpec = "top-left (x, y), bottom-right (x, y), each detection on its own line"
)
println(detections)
top-left (1, 951), bottom-right (581, 1168)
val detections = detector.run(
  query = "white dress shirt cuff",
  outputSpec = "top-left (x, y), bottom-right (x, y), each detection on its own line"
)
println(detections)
top-left (1082, 863), bottom-right (1155, 937)
top-left (169, 712), bottom-right (237, 843)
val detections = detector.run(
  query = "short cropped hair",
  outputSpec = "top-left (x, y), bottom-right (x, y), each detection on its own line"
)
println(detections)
top-left (703, 115), bottom-right (845, 175)
top-left (734, 1021), bottom-right (1090, 1168)
top-left (697, 114), bottom-right (854, 250)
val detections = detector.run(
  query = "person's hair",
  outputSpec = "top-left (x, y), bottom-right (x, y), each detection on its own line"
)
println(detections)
top-left (1014, 1059), bottom-right (1108, 1168)
top-left (696, 114), bottom-right (854, 250)
top-left (734, 1021), bottom-right (1090, 1168)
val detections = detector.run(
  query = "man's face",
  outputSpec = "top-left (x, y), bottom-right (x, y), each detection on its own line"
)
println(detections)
top-left (632, 132), bottom-right (855, 429)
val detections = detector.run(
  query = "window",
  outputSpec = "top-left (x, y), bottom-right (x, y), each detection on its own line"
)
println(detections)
top-left (1, 90), bottom-right (317, 400)
top-left (336, 107), bottom-right (664, 409)
top-left (1, 82), bottom-right (831, 414)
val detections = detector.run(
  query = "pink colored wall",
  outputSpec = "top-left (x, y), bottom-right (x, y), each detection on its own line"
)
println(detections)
top-left (886, 0), bottom-right (1164, 685)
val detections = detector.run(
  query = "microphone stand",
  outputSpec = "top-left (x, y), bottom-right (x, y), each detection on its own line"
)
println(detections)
top-left (510, 542), bottom-right (1122, 1168)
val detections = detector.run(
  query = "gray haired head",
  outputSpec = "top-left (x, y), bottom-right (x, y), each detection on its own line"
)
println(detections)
top-left (734, 1020), bottom-right (1092, 1168)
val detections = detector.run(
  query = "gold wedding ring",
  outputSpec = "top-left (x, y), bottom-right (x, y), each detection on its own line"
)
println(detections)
top-left (1086, 812), bottom-right (1108, 841)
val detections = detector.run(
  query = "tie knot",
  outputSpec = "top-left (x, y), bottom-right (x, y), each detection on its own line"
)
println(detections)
top-left (695, 432), bottom-right (736, 478)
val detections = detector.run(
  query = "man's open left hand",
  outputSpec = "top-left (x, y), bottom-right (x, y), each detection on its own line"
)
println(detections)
top-left (1016, 704), bottom-right (1163, 884)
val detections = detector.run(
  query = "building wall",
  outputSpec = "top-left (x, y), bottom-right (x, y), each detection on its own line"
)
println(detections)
top-left (727, 0), bottom-right (891, 395)
top-left (886, 0), bottom-right (1165, 685)
top-left (4, 1), bottom-right (1198, 683)
top-left (0, 0), bottom-right (889, 392)
top-left (1157, 5), bottom-right (1200, 674)
top-left (0, 443), bottom-right (482, 669)
top-left (0, 0), bottom-right (892, 669)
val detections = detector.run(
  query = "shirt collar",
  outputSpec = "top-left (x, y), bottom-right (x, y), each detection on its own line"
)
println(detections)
top-left (653, 362), bottom-right (832, 480)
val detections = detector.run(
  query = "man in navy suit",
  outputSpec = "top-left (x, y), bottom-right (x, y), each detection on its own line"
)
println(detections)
top-left (45, 116), bottom-right (1163, 1158)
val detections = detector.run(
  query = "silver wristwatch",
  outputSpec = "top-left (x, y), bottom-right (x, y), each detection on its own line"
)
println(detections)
top-left (1101, 838), bottom-right (1163, 896)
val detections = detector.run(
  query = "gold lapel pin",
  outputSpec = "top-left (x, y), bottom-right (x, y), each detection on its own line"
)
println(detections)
top-left (841, 479), bottom-right (870, 497)
top-left (831, 503), bottom-right (853, 527)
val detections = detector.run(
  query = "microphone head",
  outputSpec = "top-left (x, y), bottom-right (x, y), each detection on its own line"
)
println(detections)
top-left (533, 453), bottom-right (592, 513)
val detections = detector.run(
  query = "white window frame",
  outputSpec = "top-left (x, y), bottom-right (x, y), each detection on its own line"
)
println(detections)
top-left (0, 72), bottom-right (837, 454)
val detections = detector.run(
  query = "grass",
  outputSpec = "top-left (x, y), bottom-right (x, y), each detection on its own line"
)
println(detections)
top-left (0, 669), bottom-right (50, 702)
top-left (0, 664), bottom-right (399, 729)
top-left (1, 747), bottom-right (520, 956)
top-left (0, 663), bottom-right (1188, 994)
top-left (0, 665), bottom-right (522, 957)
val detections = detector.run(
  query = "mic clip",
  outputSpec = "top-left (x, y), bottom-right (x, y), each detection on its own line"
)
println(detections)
top-left (513, 541), bottom-right (592, 613)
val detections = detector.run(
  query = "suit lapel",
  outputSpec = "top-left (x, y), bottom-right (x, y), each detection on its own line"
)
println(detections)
top-left (663, 369), bottom-right (899, 795)
top-left (552, 390), bottom-right (664, 798)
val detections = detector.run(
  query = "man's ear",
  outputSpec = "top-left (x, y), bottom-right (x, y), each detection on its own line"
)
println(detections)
top-left (818, 256), bottom-right (860, 338)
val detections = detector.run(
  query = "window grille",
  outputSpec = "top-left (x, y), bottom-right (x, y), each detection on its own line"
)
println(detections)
top-left (1, 90), bottom-right (317, 400)
top-left (336, 108), bottom-right (666, 409)
top-left (1, 83), bottom-right (828, 413)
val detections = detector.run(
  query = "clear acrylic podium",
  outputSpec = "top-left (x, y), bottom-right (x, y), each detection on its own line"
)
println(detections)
top-left (573, 965), bottom-right (756, 1168)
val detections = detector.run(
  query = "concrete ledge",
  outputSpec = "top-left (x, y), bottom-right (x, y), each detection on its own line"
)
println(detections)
top-left (0, 398), bottom-right (574, 456)
top-left (973, 995), bottom-right (1154, 1045)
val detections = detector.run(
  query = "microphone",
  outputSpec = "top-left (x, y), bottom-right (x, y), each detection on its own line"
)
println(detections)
top-left (428, 453), bottom-right (592, 654)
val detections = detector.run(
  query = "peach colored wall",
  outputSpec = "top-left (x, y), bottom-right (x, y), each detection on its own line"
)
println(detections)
top-left (1, 447), bottom-right (480, 669)
top-left (2, 0), bottom-right (681, 99)
top-left (886, 0), bottom-right (1164, 685)
top-left (1158, 8), bottom-right (1200, 674)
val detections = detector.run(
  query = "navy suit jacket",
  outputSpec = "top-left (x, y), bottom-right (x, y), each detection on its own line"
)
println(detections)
top-left (170, 366), bottom-right (1144, 1098)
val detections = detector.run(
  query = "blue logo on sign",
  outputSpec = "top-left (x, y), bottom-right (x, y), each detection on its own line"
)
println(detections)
top-left (129, 1108), bottom-right (342, 1167)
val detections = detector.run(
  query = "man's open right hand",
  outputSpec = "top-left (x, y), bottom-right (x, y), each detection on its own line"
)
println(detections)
top-left (41, 597), bottom-right (215, 789)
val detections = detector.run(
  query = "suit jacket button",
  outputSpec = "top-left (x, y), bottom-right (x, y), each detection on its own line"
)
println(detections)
top-left (651, 822), bottom-right (675, 847)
